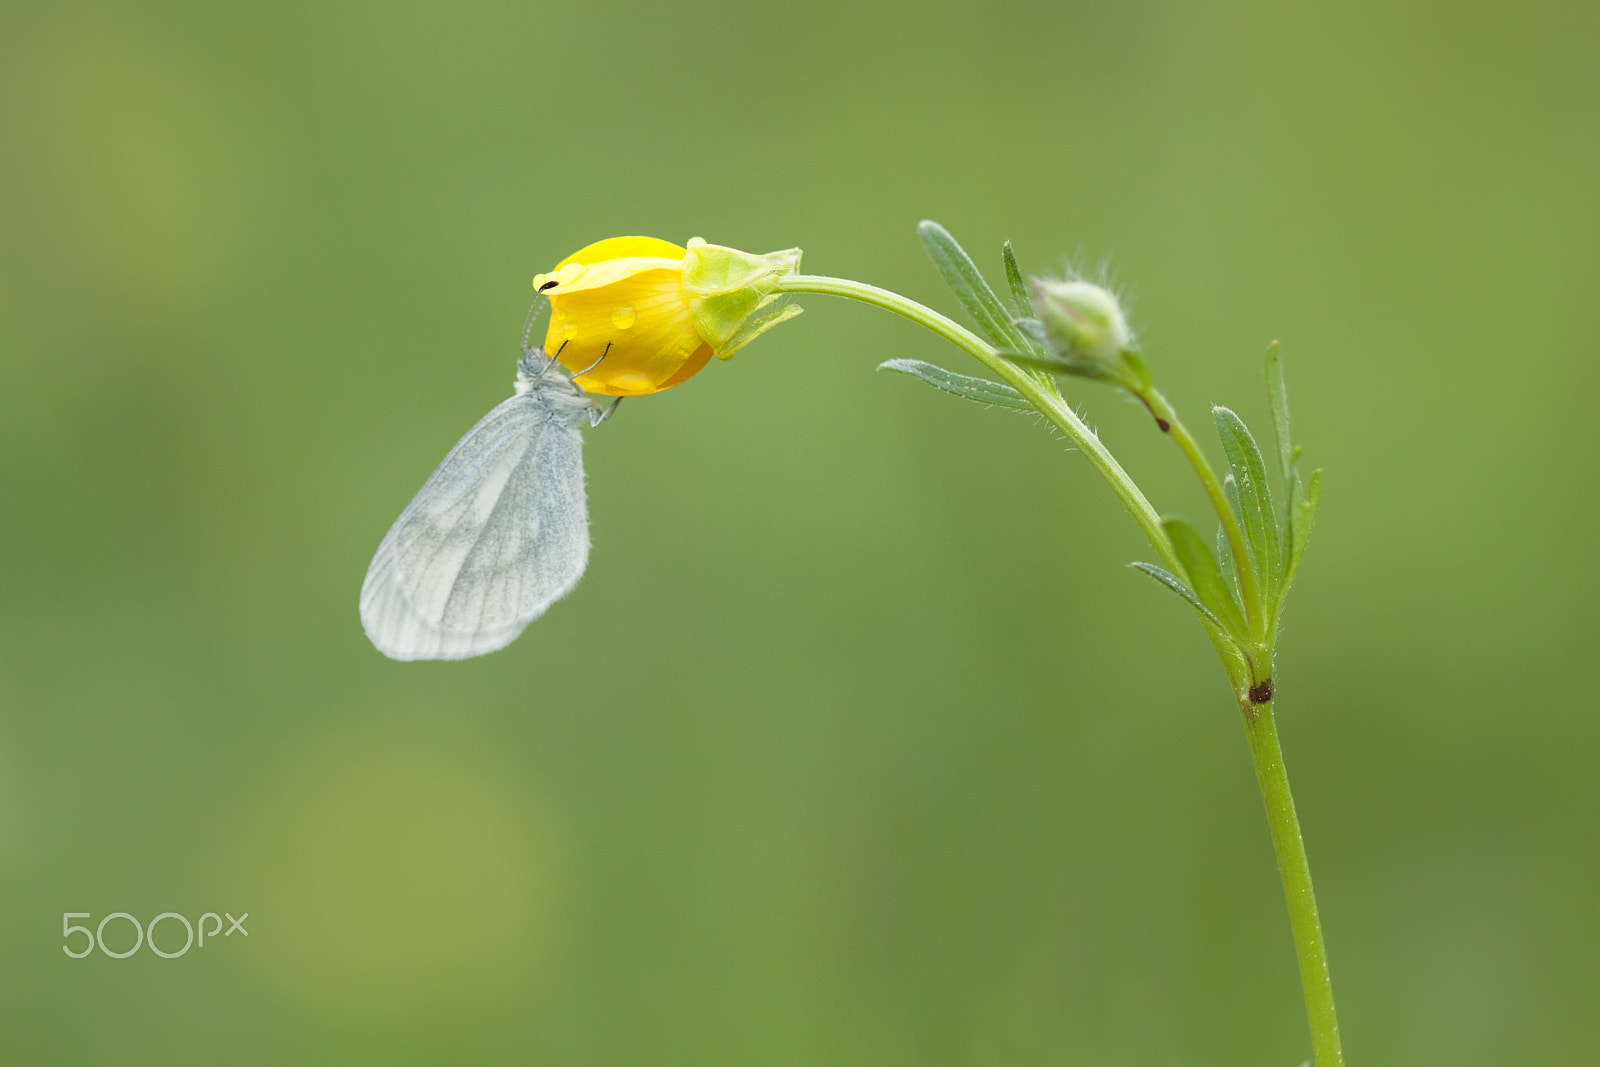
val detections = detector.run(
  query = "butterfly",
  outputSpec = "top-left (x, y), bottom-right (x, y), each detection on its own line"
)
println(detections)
top-left (359, 306), bottom-right (616, 660)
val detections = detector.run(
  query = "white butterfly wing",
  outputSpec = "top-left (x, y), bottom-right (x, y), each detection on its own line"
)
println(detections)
top-left (360, 393), bottom-right (589, 660)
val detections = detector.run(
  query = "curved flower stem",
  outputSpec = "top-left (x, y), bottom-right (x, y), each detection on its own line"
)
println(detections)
top-left (773, 274), bottom-right (1183, 576)
top-left (1243, 698), bottom-right (1343, 1067)
top-left (1138, 387), bottom-right (1263, 636)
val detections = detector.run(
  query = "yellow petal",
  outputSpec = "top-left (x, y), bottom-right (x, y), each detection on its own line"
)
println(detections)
top-left (545, 264), bottom-right (709, 397)
top-left (532, 236), bottom-right (729, 397)
top-left (556, 235), bottom-right (687, 268)
top-left (539, 256), bottom-right (682, 297)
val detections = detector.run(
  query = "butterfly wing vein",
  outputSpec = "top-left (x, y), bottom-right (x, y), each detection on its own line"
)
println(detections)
top-left (359, 394), bottom-right (589, 660)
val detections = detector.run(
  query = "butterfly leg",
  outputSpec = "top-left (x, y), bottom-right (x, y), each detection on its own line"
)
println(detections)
top-left (567, 342), bottom-right (611, 381)
top-left (536, 339), bottom-right (570, 374)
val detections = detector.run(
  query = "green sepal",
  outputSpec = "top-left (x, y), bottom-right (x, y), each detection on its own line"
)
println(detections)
top-left (1002, 240), bottom-right (1034, 317)
top-left (1129, 562), bottom-right (1229, 632)
top-left (917, 221), bottom-right (1030, 354)
top-left (714, 298), bottom-right (803, 360)
top-left (877, 358), bottom-right (1033, 411)
top-left (1013, 318), bottom-right (1048, 348)
top-left (993, 343), bottom-right (1149, 390)
top-left (1213, 406), bottom-right (1280, 598)
top-left (1163, 517), bottom-right (1248, 638)
top-left (1116, 349), bottom-right (1154, 392)
top-left (680, 239), bottom-right (804, 359)
top-left (993, 346), bottom-right (1112, 380)
top-left (1264, 341), bottom-right (1294, 484)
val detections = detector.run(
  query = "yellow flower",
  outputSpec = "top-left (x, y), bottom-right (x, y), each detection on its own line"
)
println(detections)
top-left (533, 236), bottom-right (802, 397)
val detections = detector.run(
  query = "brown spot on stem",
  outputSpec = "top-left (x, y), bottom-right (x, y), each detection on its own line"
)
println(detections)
top-left (1249, 679), bottom-right (1274, 704)
top-left (1137, 394), bottom-right (1172, 433)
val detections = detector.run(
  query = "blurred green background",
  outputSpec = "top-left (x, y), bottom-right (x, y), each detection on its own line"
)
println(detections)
top-left (2, 1), bottom-right (1596, 1064)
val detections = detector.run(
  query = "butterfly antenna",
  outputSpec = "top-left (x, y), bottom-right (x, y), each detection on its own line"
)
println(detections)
top-left (519, 294), bottom-right (549, 358)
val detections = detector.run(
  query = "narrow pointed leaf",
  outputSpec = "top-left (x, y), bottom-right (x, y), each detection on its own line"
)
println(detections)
top-left (1220, 474), bottom-right (1245, 600)
top-left (917, 221), bottom-right (1027, 352)
top-left (1264, 341), bottom-right (1294, 484)
top-left (877, 359), bottom-right (1032, 410)
top-left (1280, 466), bottom-right (1300, 589)
top-left (1216, 518), bottom-right (1240, 601)
top-left (1002, 240), bottom-right (1034, 318)
top-left (1129, 562), bottom-right (1227, 630)
top-left (1163, 518), bottom-right (1248, 637)
top-left (1213, 406), bottom-right (1280, 596)
top-left (1224, 471), bottom-right (1244, 529)
top-left (1284, 468), bottom-right (1321, 585)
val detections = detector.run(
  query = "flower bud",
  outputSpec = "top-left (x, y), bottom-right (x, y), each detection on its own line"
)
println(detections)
top-left (532, 236), bottom-right (803, 397)
top-left (1031, 279), bottom-right (1132, 377)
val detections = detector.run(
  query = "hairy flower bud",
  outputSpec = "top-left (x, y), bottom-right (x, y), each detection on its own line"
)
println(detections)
top-left (1031, 279), bottom-right (1132, 377)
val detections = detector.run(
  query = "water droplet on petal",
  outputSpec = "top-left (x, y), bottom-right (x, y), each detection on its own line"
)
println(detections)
top-left (611, 305), bottom-right (637, 330)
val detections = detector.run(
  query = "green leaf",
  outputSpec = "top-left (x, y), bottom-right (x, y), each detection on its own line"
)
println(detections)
top-left (1284, 468), bottom-right (1321, 585)
top-left (1223, 471), bottom-right (1244, 529)
top-left (877, 359), bottom-right (1033, 411)
top-left (917, 221), bottom-right (1027, 353)
top-left (1002, 240), bottom-right (1034, 317)
top-left (1213, 406), bottom-right (1281, 597)
top-left (1221, 472), bottom-right (1247, 601)
top-left (1264, 341), bottom-right (1294, 484)
top-left (1129, 562), bottom-right (1227, 631)
top-left (1216, 514), bottom-right (1240, 601)
top-left (1163, 518), bottom-right (1248, 637)
top-left (1280, 466), bottom-right (1299, 576)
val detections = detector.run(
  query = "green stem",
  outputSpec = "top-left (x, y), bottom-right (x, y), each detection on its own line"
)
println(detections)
top-left (1140, 388), bottom-right (1263, 635)
top-left (773, 274), bottom-right (1183, 576)
top-left (776, 269), bottom-right (1340, 1064)
top-left (1242, 698), bottom-right (1343, 1067)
